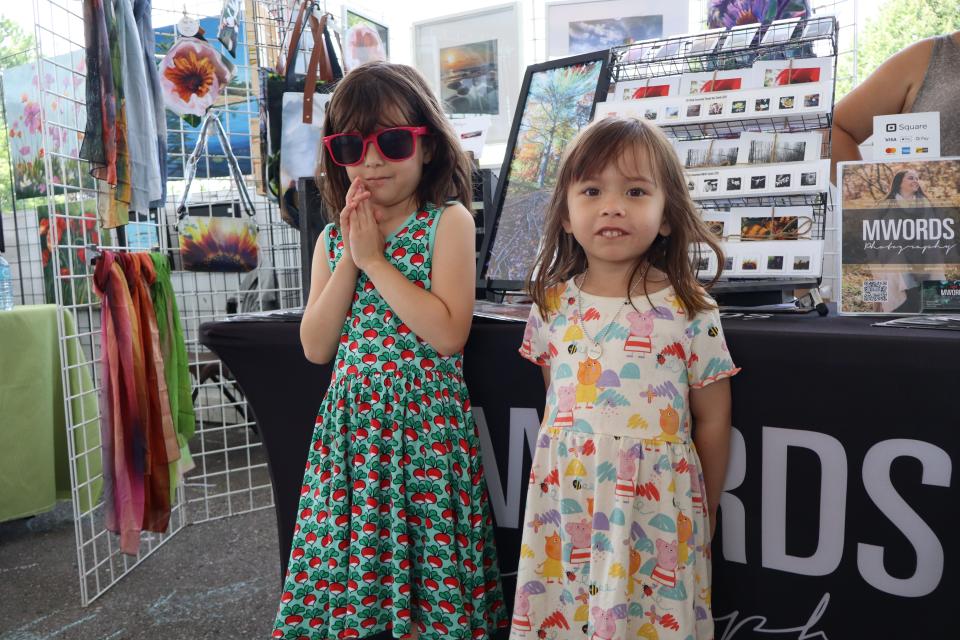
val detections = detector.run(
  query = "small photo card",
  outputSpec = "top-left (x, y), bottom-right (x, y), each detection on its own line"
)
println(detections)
top-left (720, 169), bottom-right (749, 195)
top-left (680, 69), bottom-right (757, 95)
top-left (773, 171), bottom-right (795, 189)
top-left (616, 77), bottom-right (681, 101)
top-left (754, 58), bottom-right (833, 89)
top-left (675, 139), bottom-right (741, 169)
top-left (686, 28), bottom-right (725, 55)
top-left (801, 16), bottom-right (834, 39)
top-left (736, 132), bottom-right (822, 165)
top-left (701, 210), bottom-right (730, 240)
top-left (720, 24), bottom-right (760, 51)
top-left (777, 94), bottom-right (797, 111)
top-left (760, 18), bottom-right (801, 45)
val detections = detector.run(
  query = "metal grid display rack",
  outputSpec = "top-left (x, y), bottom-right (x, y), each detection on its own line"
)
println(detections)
top-left (607, 17), bottom-right (839, 300)
top-left (14, 0), bottom-right (318, 605)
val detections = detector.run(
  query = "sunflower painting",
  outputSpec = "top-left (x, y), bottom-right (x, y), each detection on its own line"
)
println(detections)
top-left (159, 38), bottom-right (235, 117)
top-left (177, 215), bottom-right (258, 272)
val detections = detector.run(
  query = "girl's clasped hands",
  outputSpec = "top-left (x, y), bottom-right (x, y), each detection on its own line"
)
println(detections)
top-left (339, 177), bottom-right (385, 271)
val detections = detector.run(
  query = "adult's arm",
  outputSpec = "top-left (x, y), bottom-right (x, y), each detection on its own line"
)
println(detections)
top-left (830, 38), bottom-right (935, 183)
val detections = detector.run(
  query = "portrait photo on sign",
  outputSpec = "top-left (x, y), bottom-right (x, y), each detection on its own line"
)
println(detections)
top-left (439, 40), bottom-right (499, 115)
top-left (481, 52), bottom-right (609, 286)
top-left (839, 159), bottom-right (960, 314)
top-left (545, 0), bottom-right (688, 58)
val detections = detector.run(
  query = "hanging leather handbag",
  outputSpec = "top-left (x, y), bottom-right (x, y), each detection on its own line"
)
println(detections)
top-left (257, 2), bottom-right (341, 228)
top-left (176, 111), bottom-right (259, 273)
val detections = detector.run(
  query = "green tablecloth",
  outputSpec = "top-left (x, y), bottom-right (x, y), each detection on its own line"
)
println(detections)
top-left (0, 304), bottom-right (102, 521)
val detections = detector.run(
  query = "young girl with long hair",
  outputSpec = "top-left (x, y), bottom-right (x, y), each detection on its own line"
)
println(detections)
top-left (511, 117), bottom-right (738, 640)
top-left (273, 61), bottom-right (507, 640)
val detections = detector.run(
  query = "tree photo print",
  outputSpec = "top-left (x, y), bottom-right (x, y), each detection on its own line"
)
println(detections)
top-left (485, 56), bottom-right (606, 283)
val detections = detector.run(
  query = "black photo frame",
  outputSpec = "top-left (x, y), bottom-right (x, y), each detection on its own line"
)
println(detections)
top-left (478, 49), bottom-right (611, 292)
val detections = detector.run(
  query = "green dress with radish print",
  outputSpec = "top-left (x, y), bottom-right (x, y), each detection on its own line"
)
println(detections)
top-left (272, 204), bottom-right (507, 639)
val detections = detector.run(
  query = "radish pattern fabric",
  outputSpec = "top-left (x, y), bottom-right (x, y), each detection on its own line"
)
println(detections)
top-left (510, 281), bottom-right (739, 640)
top-left (272, 205), bottom-right (507, 639)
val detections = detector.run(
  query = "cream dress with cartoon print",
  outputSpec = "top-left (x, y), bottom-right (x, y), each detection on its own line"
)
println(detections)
top-left (511, 279), bottom-right (739, 640)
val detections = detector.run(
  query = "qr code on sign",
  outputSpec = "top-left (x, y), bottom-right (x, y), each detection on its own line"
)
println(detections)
top-left (862, 280), bottom-right (888, 303)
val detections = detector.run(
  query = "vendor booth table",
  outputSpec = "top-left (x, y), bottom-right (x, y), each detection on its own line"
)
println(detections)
top-left (200, 309), bottom-right (958, 637)
top-left (0, 305), bottom-right (101, 522)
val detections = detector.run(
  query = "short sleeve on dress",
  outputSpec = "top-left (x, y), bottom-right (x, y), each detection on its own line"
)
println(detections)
top-left (519, 302), bottom-right (554, 366)
top-left (687, 306), bottom-right (740, 388)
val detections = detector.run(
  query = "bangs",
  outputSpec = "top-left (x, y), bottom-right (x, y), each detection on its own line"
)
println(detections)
top-left (331, 79), bottom-right (420, 135)
top-left (566, 120), bottom-right (663, 187)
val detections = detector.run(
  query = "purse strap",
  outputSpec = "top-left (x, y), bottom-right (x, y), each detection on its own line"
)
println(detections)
top-left (283, 7), bottom-right (334, 85)
top-left (177, 110), bottom-right (256, 221)
top-left (301, 15), bottom-right (334, 124)
top-left (280, 0), bottom-right (310, 78)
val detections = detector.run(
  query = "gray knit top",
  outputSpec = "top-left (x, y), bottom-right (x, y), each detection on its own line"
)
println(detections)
top-left (910, 34), bottom-right (960, 156)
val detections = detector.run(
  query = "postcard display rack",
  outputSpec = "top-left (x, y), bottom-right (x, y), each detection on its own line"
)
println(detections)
top-left (600, 17), bottom-right (838, 303)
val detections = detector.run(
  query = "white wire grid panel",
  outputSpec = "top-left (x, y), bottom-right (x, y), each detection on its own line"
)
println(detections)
top-left (0, 208), bottom-right (47, 305)
top-left (24, 0), bottom-right (311, 606)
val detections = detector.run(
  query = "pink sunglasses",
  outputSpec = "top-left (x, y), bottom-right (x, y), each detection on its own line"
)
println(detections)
top-left (322, 126), bottom-right (430, 167)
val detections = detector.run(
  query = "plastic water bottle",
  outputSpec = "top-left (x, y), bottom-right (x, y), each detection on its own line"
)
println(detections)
top-left (0, 255), bottom-right (14, 311)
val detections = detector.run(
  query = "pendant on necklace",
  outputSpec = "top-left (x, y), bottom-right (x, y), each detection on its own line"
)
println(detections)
top-left (587, 343), bottom-right (603, 360)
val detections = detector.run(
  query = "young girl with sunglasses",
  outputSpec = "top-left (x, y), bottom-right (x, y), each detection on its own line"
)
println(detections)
top-left (511, 117), bottom-right (739, 640)
top-left (272, 61), bottom-right (507, 640)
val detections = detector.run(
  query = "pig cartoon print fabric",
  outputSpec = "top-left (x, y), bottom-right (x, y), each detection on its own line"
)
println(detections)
top-left (512, 280), bottom-right (739, 640)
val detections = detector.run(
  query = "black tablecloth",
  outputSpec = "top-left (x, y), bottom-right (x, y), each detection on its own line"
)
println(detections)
top-left (201, 309), bottom-right (960, 637)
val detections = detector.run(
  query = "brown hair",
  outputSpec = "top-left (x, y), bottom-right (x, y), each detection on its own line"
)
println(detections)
top-left (528, 117), bottom-right (723, 317)
top-left (318, 62), bottom-right (473, 219)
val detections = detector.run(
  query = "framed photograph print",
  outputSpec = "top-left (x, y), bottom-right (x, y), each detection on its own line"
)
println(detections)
top-left (342, 6), bottom-right (389, 71)
top-left (479, 50), bottom-right (611, 289)
top-left (545, 0), bottom-right (689, 59)
top-left (414, 3), bottom-right (522, 143)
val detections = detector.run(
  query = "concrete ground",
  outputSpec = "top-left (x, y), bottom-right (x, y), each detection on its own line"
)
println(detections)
top-left (0, 427), bottom-right (282, 640)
